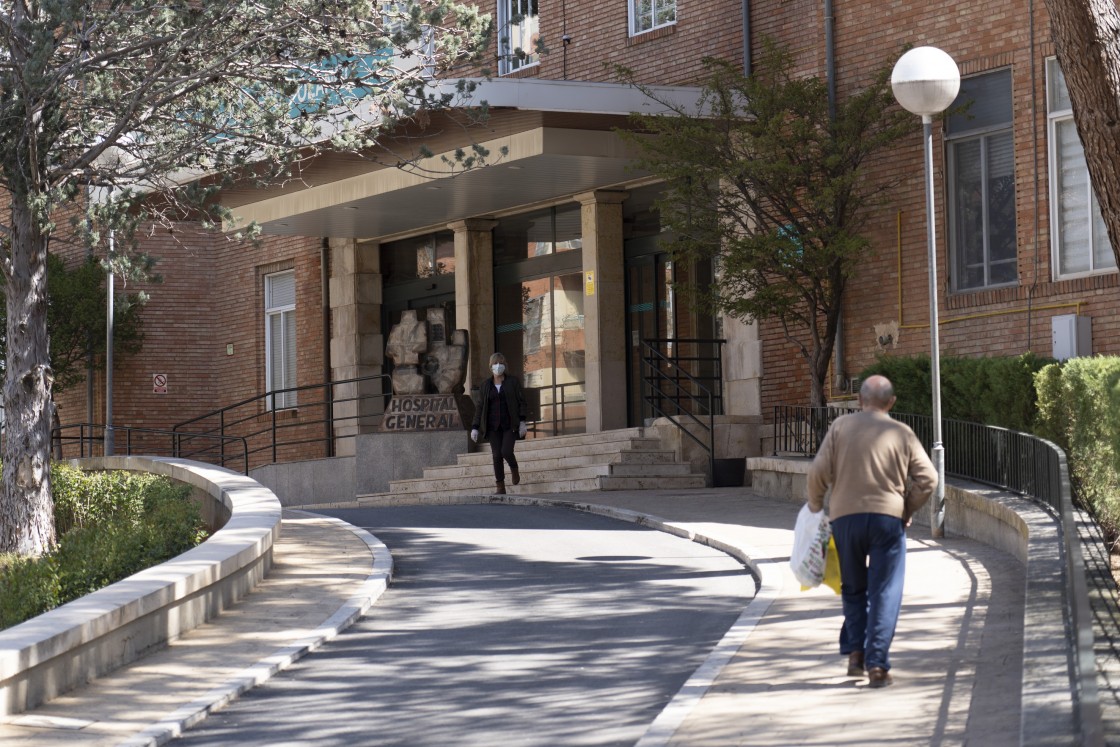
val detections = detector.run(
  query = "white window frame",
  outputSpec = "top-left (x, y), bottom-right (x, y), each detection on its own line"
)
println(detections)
top-left (629, 0), bottom-right (677, 37)
top-left (265, 271), bottom-right (297, 410)
top-left (946, 68), bottom-right (1018, 292)
top-left (1047, 57), bottom-right (1117, 280)
top-left (497, 0), bottom-right (539, 76)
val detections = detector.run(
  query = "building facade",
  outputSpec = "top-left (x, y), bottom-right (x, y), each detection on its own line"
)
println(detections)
top-left (53, 0), bottom-right (1120, 466)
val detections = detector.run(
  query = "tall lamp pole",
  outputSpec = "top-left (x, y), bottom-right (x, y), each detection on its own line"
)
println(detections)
top-left (891, 46), bottom-right (960, 538)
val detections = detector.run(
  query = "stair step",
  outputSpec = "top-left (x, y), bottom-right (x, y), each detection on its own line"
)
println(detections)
top-left (457, 438), bottom-right (664, 464)
top-left (378, 426), bottom-right (708, 497)
top-left (388, 462), bottom-right (696, 494)
top-left (440, 450), bottom-right (678, 476)
top-left (358, 474), bottom-right (707, 503)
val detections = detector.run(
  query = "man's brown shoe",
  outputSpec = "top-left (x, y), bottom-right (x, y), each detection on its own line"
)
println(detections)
top-left (511, 467), bottom-right (520, 486)
top-left (495, 481), bottom-right (507, 495)
top-left (847, 651), bottom-right (865, 677)
top-left (868, 667), bottom-right (893, 688)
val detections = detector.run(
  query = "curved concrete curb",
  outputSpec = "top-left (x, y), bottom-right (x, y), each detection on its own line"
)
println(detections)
top-left (343, 492), bottom-right (781, 747)
top-left (118, 510), bottom-right (393, 747)
top-left (0, 457), bottom-right (282, 718)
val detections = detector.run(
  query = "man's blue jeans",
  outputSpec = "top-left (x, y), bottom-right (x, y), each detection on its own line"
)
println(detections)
top-left (831, 513), bottom-right (907, 672)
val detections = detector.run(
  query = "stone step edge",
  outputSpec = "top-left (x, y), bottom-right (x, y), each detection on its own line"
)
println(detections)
top-left (388, 464), bottom-right (697, 491)
top-left (371, 473), bottom-right (708, 499)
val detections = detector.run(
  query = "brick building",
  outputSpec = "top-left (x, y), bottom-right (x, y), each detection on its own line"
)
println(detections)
top-left (53, 0), bottom-right (1120, 467)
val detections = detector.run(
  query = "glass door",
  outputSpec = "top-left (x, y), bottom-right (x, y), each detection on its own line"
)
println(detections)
top-left (495, 272), bottom-right (586, 436)
top-left (625, 252), bottom-right (674, 426)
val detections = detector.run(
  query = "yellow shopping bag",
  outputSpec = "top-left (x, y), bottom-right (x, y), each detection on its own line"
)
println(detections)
top-left (821, 537), bottom-right (841, 594)
top-left (801, 536), bottom-right (842, 595)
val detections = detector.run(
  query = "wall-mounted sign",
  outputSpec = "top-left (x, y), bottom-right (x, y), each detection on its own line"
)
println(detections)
top-left (153, 373), bottom-right (168, 394)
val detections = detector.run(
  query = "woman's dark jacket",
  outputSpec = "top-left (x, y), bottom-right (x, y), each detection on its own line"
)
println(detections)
top-left (471, 375), bottom-right (528, 438)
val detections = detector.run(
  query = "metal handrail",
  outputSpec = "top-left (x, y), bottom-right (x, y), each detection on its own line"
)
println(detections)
top-left (173, 373), bottom-right (392, 471)
top-left (51, 423), bottom-right (250, 475)
top-left (640, 339), bottom-right (724, 479)
top-left (770, 405), bottom-right (1061, 509)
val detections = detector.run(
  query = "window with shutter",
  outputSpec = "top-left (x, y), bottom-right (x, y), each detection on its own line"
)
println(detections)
top-left (1047, 58), bottom-right (1117, 279)
top-left (265, 271), bottom-right (297, 410)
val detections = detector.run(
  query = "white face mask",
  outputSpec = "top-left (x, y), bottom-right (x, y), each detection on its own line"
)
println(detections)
top-left (491, 363), bottom-right (506, 376)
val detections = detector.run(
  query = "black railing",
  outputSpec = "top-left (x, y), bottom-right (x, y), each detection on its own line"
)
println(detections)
top-left (771, 405), bottom-right (1062, 510)
top-left (641, 338), bottom-right (724, 419)
top-left (51, 423), bottom-right (250, 475)
top-left (641, 339), bottom-right (724, 477)
top-left (520, 381), bottom-right (587, 438)
top-left (173, 374), bottom-right (392, 472)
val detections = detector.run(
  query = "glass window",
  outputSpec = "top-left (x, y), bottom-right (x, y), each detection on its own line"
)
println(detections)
top-left (496, 272), bottom-right (586, 436)
top-left (630, 0), bottom-right (676, 36)
top-left (381, 231), bottom-right (455, 286)
top-left (1047, 58), bottom-right (1117, 278)
top-left (265, 271), bottom-right (297, 410)
top-left (947, 69), bottom-right (1018, 291)
top-left (493, 205), bottom-right (582, 264)
top-left (497, 0), bottom-right (538, 75)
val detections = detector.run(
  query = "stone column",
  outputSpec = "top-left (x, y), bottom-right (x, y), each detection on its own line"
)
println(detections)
top-left (577, 190), bottom-right (628, 433)
top-left (449, 219), bottom-right (498, 394)
top-left (329, 238), bottom-right (383, 452)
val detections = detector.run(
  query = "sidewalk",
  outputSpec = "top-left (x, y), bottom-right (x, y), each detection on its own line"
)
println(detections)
top-left (0, 511), bottom-right (390, 747)
top-left (0, 488), bottom-right (1026, 746)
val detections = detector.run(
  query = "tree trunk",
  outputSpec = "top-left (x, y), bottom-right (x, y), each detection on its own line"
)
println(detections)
top-left (0, 201), bottom-right (56, 555)
top-left (808, 335), bottom-right (833, 409)
top-left (1045, 0), bottom-right (1120, 270)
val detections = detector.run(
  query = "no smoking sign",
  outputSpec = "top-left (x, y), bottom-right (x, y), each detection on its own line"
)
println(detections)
top-left (152, 373), bottom-right (168, 394)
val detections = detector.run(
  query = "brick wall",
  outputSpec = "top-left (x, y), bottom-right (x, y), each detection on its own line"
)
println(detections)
top-left (53, 227), bottom-right (327, 458)
top-left (751, 0), bottom-right (1120, 412)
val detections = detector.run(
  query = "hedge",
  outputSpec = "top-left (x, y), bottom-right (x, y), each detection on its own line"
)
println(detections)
top-left (857, 352), bottom-right (1051, 432)
top-left (0, 466), bottom-right (209, 629)
top-left (1034, 356), bottom-right (1120, 539)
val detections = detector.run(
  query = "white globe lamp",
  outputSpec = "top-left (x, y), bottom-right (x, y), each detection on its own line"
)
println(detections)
top-left (890, 46), bottom-right (959, 538)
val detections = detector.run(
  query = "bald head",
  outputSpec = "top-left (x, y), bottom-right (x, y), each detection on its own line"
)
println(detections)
top-left (860, 375), bottom-right (896, 412)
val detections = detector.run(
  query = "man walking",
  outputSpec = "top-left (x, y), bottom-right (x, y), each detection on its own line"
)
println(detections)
top-left (807, 375), bottom-right (938, 688)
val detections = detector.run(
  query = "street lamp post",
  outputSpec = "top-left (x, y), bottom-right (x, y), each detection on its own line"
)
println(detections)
top-left (891, 47), bottom-right (960, 538)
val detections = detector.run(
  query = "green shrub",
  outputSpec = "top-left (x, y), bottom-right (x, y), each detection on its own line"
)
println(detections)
top-left (0, 554), bottom-right (59, 629)
top-left (858, 352), bottom-right (1050, 431)
top-left (1035, 357), bottom-right (1120, 540)
top-left (52, 465), bottom-right (165, 535)
top-left (1, 470), bottom-right (208, 629)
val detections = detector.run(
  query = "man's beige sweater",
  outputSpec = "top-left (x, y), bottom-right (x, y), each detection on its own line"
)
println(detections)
top-left (807, 409), bottom-right (938, 521)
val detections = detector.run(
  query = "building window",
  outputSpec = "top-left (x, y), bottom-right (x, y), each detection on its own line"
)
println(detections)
top-left (630, 0), bottom-right (676, 36)
top-left (265, 271), bottom-right (297, 410)
top-left (946, 68), bottom-right (1018, 291)
top-left (497, 0), bottom-right (538, 75)
top-left (1047, 59), bottom-right (1117, 278)
top-left (382, 231), bottom-right (455, 286)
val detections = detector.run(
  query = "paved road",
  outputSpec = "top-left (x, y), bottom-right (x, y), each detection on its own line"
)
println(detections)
top-left (172, 503), bottom-right (755, 747)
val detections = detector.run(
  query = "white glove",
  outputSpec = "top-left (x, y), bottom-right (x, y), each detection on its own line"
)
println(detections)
top-left (518, 422), bottom-right (527, 439)
top-left (471, 429), bottom-right (480, 443)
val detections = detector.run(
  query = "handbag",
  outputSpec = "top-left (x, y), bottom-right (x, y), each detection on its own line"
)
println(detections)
top-left (790, 503), bottom-right (831, 588)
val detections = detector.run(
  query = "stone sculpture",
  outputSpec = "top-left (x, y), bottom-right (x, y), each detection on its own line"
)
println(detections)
top-left (382, 308), bottom-right (470, 431)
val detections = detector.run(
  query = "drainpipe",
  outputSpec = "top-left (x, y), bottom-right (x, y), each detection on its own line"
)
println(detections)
top-left (741, 0), bottom-right (751, 76)
top-left (321, 238), bottom-right (334, 456)
top-left (824, 0), bottom-right (845, 395)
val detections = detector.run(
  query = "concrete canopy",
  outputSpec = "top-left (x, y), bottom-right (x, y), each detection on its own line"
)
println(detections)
top-left (222, 78), bottom-right (703, 240)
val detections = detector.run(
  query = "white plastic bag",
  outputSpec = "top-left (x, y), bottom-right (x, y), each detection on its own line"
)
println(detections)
top-left (790, 504), bottom-right (831, 588)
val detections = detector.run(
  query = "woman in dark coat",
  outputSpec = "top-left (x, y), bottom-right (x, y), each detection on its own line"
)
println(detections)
top-left (470, 352), bottom-right (528, 494)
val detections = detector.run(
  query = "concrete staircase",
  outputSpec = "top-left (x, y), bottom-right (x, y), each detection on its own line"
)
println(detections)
top-left (361, 427), bottom-right (707, 499)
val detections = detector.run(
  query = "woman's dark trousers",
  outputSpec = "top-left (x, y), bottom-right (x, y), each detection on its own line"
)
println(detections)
top-left (487, 428), bottom-right (518, 482)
